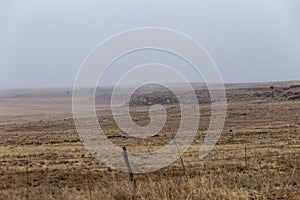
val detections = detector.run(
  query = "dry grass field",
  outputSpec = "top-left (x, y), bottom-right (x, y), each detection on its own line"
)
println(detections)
top-left (0, 81), bottom-right (300, 199)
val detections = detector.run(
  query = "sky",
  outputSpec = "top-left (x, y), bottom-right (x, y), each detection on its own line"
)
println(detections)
top-left (0, 0), bottom-right (300, 89)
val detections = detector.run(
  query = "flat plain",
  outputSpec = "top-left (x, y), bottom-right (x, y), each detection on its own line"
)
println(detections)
top-left (0, 81), bottom-right (300, 199)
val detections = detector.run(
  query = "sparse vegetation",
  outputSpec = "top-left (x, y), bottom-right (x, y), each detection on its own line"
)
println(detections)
top-left (0, 82), bottom-right (299, 199)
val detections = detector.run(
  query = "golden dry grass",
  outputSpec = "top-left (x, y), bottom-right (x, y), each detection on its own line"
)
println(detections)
top-left (0, 85), bottom-right (300, 199)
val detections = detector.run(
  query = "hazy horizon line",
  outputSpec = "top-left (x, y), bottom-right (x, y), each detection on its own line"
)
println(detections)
top-left (1, 79), bottom-right (300, 90)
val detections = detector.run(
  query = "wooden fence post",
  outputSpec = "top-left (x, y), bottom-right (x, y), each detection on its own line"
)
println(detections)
top-left (244, 146), bottom-right (247, 168)
top-left (122, 146), bottom-right (136, 188)
top-left (26, 158), bottom-right (29, 200)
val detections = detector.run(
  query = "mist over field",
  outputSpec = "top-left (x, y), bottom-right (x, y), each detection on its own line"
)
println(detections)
top-left (1, 1), bottom-right (300, 199)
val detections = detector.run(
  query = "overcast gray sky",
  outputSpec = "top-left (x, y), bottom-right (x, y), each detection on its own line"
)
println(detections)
top-left (0, 0), bottom-right (300, 89)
